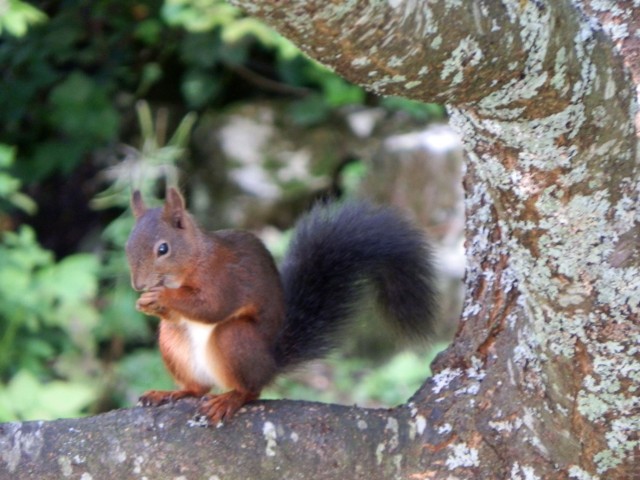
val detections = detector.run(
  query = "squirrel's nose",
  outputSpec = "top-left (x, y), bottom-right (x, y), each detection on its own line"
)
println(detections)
top-left (131, 277), bottom-right (146, 292)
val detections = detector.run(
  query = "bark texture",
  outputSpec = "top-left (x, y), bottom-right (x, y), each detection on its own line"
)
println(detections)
top-left (0, 399), bottom-right (441, 479)
top-left (2, 1), bottom-right (639, 478)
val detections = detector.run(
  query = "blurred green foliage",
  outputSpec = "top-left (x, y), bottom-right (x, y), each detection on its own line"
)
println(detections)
top-left (0, 225), bottom-right (98, 375)
top-left (0, 144), bottom-right (99, 420)
top-left (0, 0), bottom-right (446, 421)
top-left (1, 0), bottom-right (441, 181)
top-left (0, 370), bottom-right (95, 421)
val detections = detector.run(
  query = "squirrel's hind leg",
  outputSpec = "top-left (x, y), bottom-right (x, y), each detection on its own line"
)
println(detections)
top-left (199, 316), bottom-right (275, 423)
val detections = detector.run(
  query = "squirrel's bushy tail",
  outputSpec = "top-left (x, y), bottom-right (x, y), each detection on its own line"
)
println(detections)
top-left (275, 201), bottom-right (437, 369)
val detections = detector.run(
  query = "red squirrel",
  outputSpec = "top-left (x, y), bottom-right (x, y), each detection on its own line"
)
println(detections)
top-left (126, 188), bottom-right (437, 423)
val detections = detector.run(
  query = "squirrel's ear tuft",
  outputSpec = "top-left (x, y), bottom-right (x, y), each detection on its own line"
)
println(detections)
top-left (131, 190), bottom-right (147, 219)
top-left (163, 187), bottom-right (188, 229)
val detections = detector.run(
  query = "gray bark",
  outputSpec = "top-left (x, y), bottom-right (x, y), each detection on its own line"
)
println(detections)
top-left (2, 1), bottom-right (639, 478)
top-left (1, 398), bottom-right (443, 479)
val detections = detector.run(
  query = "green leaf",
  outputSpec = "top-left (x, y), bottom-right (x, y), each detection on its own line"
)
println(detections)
top-left (0, 144), bottom-right (16, 168)
top-left (322, 76), bottom-right (365, 107)
top-left (381, 97), bottom-right (446, 121)
top-left (162, 0), bottom-right (238, 32)
top-left (167, 112), bottom-right (198, 148)
top-left (0, 0), bottom-right (47, 38)
top-left (221, 17), bottom-right (274, 45)
top-left (137, 62), bottom-right (163, 95)
top-left (7, 192), bottom-right (37, 214)
top-left (135, 19), bottom-right (163, 45)
top-left (136, 100), bottom-right (155, 146)
top-left (0, 144), bottom-right (37, 214)
top-left (0, 173), bottom-right (21, 196)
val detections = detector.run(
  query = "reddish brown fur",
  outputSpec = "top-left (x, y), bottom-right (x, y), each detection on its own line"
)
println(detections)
top-left (213, 315), bottom-right (277, 393)
top-left (127, 188), bottom-right (284, 422)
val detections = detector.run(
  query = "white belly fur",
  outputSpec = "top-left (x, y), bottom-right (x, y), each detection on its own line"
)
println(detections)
top-left (181, 318), bottom-right (226, 389)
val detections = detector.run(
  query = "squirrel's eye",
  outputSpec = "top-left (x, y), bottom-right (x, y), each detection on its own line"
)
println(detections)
top-left (157, 242), bottom-right (169, 256)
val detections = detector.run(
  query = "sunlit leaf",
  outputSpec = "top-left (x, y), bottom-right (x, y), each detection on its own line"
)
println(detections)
top-left (0, 0), bottom-right (47, 37)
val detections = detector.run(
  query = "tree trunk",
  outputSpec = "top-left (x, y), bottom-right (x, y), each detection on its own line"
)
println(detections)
top-left (2, 1), bottom-right (639, 478)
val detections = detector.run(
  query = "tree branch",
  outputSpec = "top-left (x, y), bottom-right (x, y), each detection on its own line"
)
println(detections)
top-left (1, 394), bottom-right (456, 479)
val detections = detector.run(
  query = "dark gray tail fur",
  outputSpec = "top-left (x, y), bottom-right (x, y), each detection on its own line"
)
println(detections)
top-left (275, 201), bottom-right (437, 369)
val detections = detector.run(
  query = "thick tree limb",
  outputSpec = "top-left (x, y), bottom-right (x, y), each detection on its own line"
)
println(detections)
top-left (1, 393), bottom-right (457, 479)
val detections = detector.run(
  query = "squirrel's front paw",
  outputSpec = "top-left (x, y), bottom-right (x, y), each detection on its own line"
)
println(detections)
top-left (136, 288), bottom-right (165, 315)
